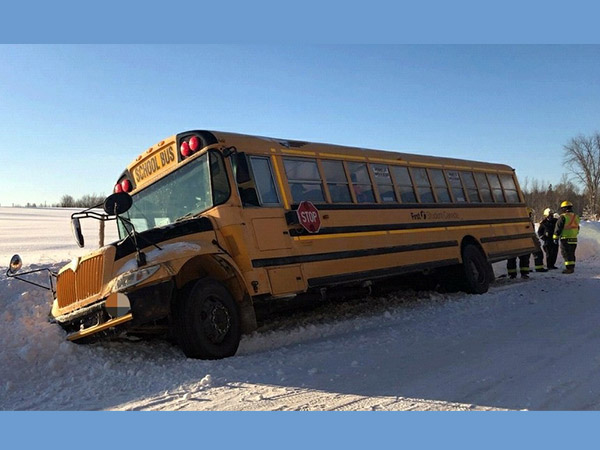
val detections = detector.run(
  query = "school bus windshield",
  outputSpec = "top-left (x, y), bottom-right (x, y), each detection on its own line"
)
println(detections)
top-left (118, 152), bottom-right (213, 238)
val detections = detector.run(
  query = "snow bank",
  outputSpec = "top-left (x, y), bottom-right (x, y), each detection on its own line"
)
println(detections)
top-left (577, 221), bottom-right (600, 261)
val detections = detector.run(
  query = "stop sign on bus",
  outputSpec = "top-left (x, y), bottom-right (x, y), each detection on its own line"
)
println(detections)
top-left (296, 201), bottom-right (321, 233)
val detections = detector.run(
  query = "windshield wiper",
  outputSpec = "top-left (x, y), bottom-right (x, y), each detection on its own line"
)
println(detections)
top-left (175, 212), bottom-right (196, 222)
top-left (119, 217), bottom-right (162, 267)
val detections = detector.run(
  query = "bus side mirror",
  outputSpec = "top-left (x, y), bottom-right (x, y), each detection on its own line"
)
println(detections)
top-left (223, 146), bottom-right (237, 158)
top-left (8, 254), bottom-right (22, 274)
top-left (71, 218), bottom-right (85, 248)
top-left (104, 192), bottom-right (133, 216)
top-left (233, 153), bottom-right (251, 184)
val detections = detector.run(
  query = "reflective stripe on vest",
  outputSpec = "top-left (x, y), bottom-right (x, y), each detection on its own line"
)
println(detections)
top-left (560, 212), bottom-right (580, 239)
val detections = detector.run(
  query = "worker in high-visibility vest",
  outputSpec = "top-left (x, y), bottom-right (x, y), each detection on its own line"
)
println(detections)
top-left (537, 208), bottom-right (559, 269)
top-left (553, 200), bottom-right (581, 274)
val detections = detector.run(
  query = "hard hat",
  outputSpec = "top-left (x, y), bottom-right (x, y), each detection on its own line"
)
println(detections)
top-left (560, 200), bottom-right (573, 208)
top-left (543, 208), bottom-right (553, 217)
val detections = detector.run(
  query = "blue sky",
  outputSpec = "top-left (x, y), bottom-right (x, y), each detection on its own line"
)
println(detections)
top-left (1, 45), bottom-right (599, 206)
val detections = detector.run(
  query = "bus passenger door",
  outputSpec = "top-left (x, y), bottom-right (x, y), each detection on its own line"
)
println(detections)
top-left (229, 152), bottom-right (305, 296)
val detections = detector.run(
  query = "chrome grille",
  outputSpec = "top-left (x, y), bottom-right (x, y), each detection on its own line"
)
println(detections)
top-left (56, 270), bottom-right (76, 308)
top-left (56, 255), bottom-right (104, 309)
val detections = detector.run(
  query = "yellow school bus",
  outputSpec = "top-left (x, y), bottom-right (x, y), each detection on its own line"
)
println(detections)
top-left (44, 130), bottom-right (536, 359)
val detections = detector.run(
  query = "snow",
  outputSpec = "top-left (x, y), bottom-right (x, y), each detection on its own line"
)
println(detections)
top-left (2, 205), bottom-right (600, 411)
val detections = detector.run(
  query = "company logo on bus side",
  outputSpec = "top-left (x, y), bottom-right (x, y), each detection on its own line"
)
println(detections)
top-left (133, 146), bottom-right (176, 184)
top-left (410, 210), bottom-right (460, 221)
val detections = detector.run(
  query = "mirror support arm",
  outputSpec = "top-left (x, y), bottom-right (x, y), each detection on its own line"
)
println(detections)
top-left (6, 267), bottom-right (57, 294)
top-left (70, 210), bottom-right (115, 222)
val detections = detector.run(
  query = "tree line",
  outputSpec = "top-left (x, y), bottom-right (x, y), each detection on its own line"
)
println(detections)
top-left (521, 176), bottom-right (585, 222)
top-left (56, 194), bottom-right (106, 208)
top-left (10, 194), bottom-right (107, 208)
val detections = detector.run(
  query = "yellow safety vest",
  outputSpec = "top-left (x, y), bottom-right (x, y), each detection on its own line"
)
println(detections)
top-left (558, 212), bottom-right (580, 239)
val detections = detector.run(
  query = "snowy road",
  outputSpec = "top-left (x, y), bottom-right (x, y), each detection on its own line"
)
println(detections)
top-left (2, 207), bottom-right (600, 410)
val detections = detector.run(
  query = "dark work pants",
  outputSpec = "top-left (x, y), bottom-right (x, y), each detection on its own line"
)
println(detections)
top-left (507, 255), bottom-right (530, 276)
top-left (560, 239), bottom-right (577, 269)
top-left (533, 250), bottom-right (545, 271)
top-left (542, 241), bottom-right (559, 268)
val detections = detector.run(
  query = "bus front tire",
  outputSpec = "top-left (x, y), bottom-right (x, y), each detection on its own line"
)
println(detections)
top-left (461, 245), bottom-right (492, 294)
top-left (174, 278), bottom-right (241, 359)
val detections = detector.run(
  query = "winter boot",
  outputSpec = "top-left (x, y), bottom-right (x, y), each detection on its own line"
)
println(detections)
top-left (521, 273), bottom-right (529, 279)
top-left (562, 267), bottom-right (574, 274)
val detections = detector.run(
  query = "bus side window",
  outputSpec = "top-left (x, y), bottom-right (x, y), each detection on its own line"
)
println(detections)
top-left (209, 151), bottom-right (231, 206)
top-left (390, 166), bottom-right (417, 203)
top-left (446, 170), bottom-right (467, 202)
top-left (500, 174), bottom-right (520, 203)
top-left (249, 156), bottom-right (280, 206)
top-left (231, 152), bottom-right (260, 206)
top-left (460, 171), bottom-right (481, 203)
top-left (487, 173), bottom-right (505, 203)
top-left (322, 160), bottom-right (352, 203)
top-left (474, 172), bottom-right (494, 202)
top-left (411, 167), bottom-right (434, 203)
top-left (283, 158), bottom-right (325, 204)
top-left (348, 162), bottom-right (375, 203)
top-left (429, 169), bottom-right (451, 203)
top-left (371, 164), bottom-right (397, 202)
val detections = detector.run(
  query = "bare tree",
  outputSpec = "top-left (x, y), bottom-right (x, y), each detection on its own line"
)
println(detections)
top-left (563, 132), bottom-right (600, 217)
top-left (76, 194), bottom-right (105, 208)
top-left (60, 194), bottom-right (75, 207)
top-left (57, 193), bottom-right (106, 208)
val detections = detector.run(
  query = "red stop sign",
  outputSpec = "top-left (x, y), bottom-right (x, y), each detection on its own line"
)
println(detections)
top-left (296, 201), bottom-right (321, 233)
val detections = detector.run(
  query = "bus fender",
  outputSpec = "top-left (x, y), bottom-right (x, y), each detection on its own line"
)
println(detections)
top-left (173, 252), bottom-right (257, 334)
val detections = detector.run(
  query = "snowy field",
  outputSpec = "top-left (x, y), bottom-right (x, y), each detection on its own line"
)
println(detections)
top-left (2, 206), bottom-right (600, 411)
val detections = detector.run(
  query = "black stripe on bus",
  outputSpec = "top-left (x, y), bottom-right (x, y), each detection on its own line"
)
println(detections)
top-left (114, 217), bottom-right (214, 261)
top-left (251, 240), bottom-right (458, 268)
top-left (488, 247), bottom-right (537, 263)
top-left (291, 202), bottom-right (525, 211)
top-left (288, 217), bottom-right (530, 237)
top-left (307, 258), bottom-right (461, 288)
top-left (480, 233), bottom-right (536, 244)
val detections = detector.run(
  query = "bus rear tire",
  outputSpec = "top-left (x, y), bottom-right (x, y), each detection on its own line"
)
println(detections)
top-left (461, 245), bottom-right (492, 294)
top-left (174, 278), bottom-right (241, 359)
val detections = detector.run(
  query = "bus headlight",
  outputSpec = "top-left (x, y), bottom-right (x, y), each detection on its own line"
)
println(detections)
top-left (112, 265), bottom-right (160, 293)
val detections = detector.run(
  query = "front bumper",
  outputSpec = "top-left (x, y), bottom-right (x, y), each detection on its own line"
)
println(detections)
top-left (53, 279), bottom-right (174, 341)
top-left (66, 313), bottom-right (134, 341)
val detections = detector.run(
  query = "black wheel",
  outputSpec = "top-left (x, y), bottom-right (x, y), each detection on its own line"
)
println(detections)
top-left (174, 278), bottom-right (241, 359)
top-left (461, 245), bottom-right (492, 294)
